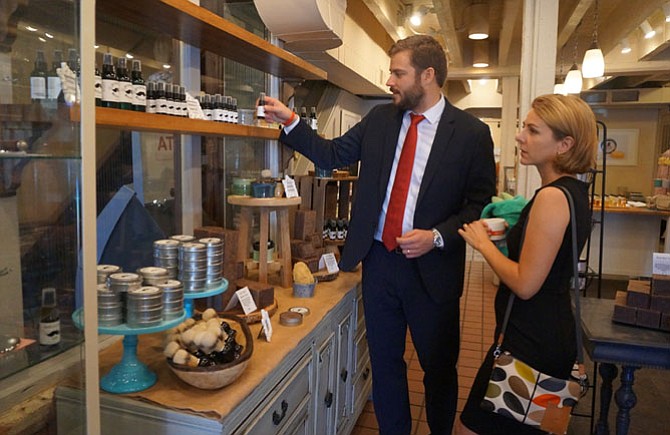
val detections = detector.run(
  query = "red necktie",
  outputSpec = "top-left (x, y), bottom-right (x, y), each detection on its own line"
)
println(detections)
top-left (382, 113), bottom-right (425, 251)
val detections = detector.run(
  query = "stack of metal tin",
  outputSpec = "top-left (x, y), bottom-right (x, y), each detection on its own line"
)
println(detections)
top-left (97, 264), bottom-right (122, 285)
top-left (126, 286), bottom-right (164, 328)
top-left (156, 279), bottom-right (184, 320)
top-left (153, 239), bottom-right (180, 279)
top-left (178, 242), bottom-right (208, 292)
top-left (171, 234), bottom-right (196, 243)
top-left (199, 237), bottom-right (224, 289)
top-left (107, 272), bottom-right (142, 300)
top-left (137, 266), bottom-right (169, 286)
top-left (97, 283), bottom-right (123, 326)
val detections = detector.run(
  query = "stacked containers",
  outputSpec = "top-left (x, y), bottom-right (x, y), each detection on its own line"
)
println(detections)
top-left (137, 266), bottom-right (169, 286)
top-left (126, 286), bottom-right (163, 328)
top-left (153, 239), bottom-right (180, 279)
top-left (179, 242), bottom-right (208, 292)
top-left (171, 234), bottom-right (196, 243)
top-left (107, 272), bottom-right (143, 306)
top-left (97, 283), bottom-right (123, 326)
top-left (97, 264), bottom-right (122, 284)
top-left (156, 279), bottom-right (184, 320)
top-left (199, 237), bottom-right (224, 289)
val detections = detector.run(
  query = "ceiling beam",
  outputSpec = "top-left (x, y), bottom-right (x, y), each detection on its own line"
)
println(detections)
top-left (557, 0), bottom-right (594, 49)
top-left (598, 0), bottom-right (668, 55)
top-left (498, 0), bottom-right (522, 66)
top-left (433, 0), bottom-right (464, 67)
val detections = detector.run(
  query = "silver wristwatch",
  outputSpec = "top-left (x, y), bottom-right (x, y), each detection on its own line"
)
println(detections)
top-left (432, 228), bottom-right (444, 249)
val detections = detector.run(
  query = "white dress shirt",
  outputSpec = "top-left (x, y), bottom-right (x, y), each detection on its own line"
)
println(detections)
top-left (374, 96), bottom-right (446, 242)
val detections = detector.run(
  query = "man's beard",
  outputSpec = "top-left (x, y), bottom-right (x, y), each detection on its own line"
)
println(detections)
top-left (392, 79), bottom-right (424, 111)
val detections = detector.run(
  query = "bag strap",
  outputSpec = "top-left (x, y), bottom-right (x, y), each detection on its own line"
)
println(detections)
top-left (493, 184), bottom-right (584, 368)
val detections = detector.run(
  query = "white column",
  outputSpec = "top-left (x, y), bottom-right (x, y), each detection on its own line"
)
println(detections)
top-left (517, 0), bottom-right (559, 198)
top-left (500, 76), bottom-right (519, 194)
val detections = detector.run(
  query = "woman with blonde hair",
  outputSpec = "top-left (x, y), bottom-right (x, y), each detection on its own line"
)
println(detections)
top-left (457, 94), bottom-right (598, 434)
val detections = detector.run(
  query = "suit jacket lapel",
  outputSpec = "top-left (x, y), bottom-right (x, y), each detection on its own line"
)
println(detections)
top-left (417, 97), bottom-right (456, 205)
top-left (378, 110), bottom-right (405, 199)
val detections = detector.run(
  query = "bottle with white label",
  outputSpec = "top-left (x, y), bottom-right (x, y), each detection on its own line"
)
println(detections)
top-left (30, 50), bottom-right (48, 101)
top-left (155, 82), bottom-right (167, 115)
top-left (47, 50), bottom-right (63, 101)
top-left (256, 92), bottom-right (266, 127)
top-left (231, 97), bottom-right (239, 124)
top-left (310, 106), bottom-right (318, 131)
top-left (94, 63), bottom-right (102, 106)
top-left (145, 81), bottom-right (156, 113)
top-left (39, 287), bottom-right (61, 346)
top-left (116, 57), bottom-right (133, 110)
top-left (131, 60), bottom-right (146, 112)
top-left (101, 53), bottom-right (118, 108)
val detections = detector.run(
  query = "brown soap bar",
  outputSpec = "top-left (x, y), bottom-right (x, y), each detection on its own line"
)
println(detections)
top-left (627, 279), bottom-right (651, 293)
top-left (614, 290), bottom-right (628, 306)
top-left (294, 210), bottom-right (317, 240)
top-left (291, 240), bottom-right (316, 258)
top-left (660, 313), bottom-right (670, 332)
top-left (650, 295), bottom-right (670, 314)
top-left (626, 289), bottom-right (651, 309)
top-left (305, 232), bottom-right (324, 249)
top-left (612, 304), bottom-right (637, 325)
top-left (636, 308), bottom-right (661, 329)
top-left (652, 274), bottom-right (670, 297)
top-left (236, 278), bottom-right (275, 308)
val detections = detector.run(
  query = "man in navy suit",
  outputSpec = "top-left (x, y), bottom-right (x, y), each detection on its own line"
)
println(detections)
top-left (263, 35), bottom-right (496, 435)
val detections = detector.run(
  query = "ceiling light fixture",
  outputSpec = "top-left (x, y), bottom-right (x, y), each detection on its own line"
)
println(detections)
top-left (640, 20), bottom-right (656, 39)
top-left (468, 2), bottom-right (489, 40)
top-left (663, 3), bottom-right (670, 22)
top-left (564, 27), bottom-right (582, 94)
top-left (620, 38), bottom-right (631, 54)
top-left (408, 4), bottom-right (433, 28)
top-left (472, 40), bottom-right (489, 68)
top-left (582, 0), bottom-right (604, 78)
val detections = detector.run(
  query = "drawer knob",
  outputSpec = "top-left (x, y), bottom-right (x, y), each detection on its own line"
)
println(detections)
top-left (363, 367), bottom-right (370, 380)
top-left (340, 369), bottom-right (348, 382)
top-left (272, 400), bottom-right (288, 425)
top-left (324, 391), bottom-right (333, 408)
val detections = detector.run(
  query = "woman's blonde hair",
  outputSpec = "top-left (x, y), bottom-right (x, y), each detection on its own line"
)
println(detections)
top-left (532, 94), bottom-right (598, 174)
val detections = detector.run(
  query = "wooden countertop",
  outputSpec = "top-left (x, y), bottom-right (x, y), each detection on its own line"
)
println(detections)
top-left (601, 207), bottom-right (670, 217)
top-left (96, 270), bottom-right (361, 421)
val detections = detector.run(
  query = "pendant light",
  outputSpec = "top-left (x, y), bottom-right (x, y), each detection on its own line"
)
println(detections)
top-left (564, 26), bottom-right (582, 94)
top-left (582, 0), bottom-right (604, 78)
top-left (468, 2), bottom-right (490, 40)
top-left (640, 20), bottom-right (655, 39)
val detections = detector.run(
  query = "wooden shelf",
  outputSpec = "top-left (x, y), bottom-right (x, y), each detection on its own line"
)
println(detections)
top-left (72, 107), bottom-right (281, 139)
top-left (97, 0), bottom-right (326, 81)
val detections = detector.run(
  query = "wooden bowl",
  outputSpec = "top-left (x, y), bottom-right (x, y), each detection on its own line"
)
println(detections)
top-left (166, 314), bottom-right (254, 389)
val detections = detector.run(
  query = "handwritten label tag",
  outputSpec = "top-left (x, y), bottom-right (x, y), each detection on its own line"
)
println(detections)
top-left (185, 92), bottom-right (206, 119)
top-left (222, 286), bottom-right (258, 315)
top-left (283, 175), bottom-right (299, 198)
top-left (653, 252), bottom-right (670, 275)
top-left (57, 62), bottom-right (79, 105)
top-left (260, 309), bottom-right (272, 342)
top-left (319, 253), bottom-right (339, 273)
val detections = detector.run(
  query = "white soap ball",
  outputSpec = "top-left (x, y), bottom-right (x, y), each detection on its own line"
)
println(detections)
top-left (202, 308), bottom-right (218, 321)
top-left (164, 341), bottom-right (182, 358)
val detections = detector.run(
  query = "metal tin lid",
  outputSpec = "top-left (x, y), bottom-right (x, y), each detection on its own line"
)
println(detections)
top-left (154, 239), bottom-right (181, 248)
top-left (128, 286), bottom-right (162, 297)
top-left (97, 264), bottom-right (121, 274)
top-left (288, 306), bottom-right (310, 316)
top-left (108, 272), bottom-right (142, 283)
top-left (180, 242), bottom-right (207, 252)
top-left (198, 237), bottom-right (222, 246)
top-left (279, 311), bottom-right (303, 326)
top-left (137, 266), bottom-right (169, 277)
top-left (170, 234), bottom-right (196, 243)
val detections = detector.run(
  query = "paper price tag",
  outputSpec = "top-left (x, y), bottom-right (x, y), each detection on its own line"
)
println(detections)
top-left (260, 309), bottom-right (272, 342)
top-left (185, 92), bottom-right (206, 119)
top-left (653, 252), bottom-right (670, 275)
top-left (283, 175), bottom-right (299, 198)
top-left (318, 252), bottom-right (339, 274)
top-left (222, 286), bottom-right (258, 315)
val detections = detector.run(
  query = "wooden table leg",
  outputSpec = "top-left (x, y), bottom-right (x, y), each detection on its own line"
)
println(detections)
top-left (278, 207), bottom-right (292, 288)
top-left (237, 207), bottom-right (252, 263)
top-left (595, 362), bottom-right (618, 435)
top-left (258, 208), bottom-right (269, 283)
top-left (614, 366), bottom-right (638, 435)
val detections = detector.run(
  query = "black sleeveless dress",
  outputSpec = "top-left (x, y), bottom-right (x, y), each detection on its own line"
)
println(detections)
top-left (460, 176), bottom-right (591, 434)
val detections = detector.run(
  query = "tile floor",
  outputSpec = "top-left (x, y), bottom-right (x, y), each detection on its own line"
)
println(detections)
top-left (352, 254), bottom-right (670, 435)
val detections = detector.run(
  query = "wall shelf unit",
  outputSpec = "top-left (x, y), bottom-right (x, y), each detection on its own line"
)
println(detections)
top-left (71, 107), bottom-right (281, 139)
top-left (96, 0), bottom-right (327, 82)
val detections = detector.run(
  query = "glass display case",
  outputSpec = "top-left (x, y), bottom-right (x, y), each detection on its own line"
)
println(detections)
top-left (0, 0), bottom-right (96, 432)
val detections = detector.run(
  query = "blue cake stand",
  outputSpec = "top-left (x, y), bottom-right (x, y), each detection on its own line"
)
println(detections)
top-left (183, 278), bottom-right (229, 317)
top-left (73, 308), bottom-right (186, 394)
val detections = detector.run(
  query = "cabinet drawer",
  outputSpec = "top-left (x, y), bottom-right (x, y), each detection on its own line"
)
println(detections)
top-left (352, 358), bottom-right (372, 418)
top-left (354, 330), bottom-right (369, 375)
top-left (355, 288), bottom-right (365, 332)
top-left (242, 352), bottom-right (312, 435)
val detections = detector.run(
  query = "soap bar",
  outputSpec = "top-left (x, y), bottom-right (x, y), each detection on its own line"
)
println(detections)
top-left (660, 313), bottom-right (670, 332)
top-left (652, 274), bottom-right (670, 297)
top-left (626, 288), bottom-right (650, 309)
top-left (650, 295), bottom-right (670, 314)
top-left (236, 279), bottom-right (274, 308)
top-left (612, 304), bottom-right (636, 325)
top-left (636, 308), bottom-right (661, 329)
top-left (294, 210), bottom-right (316, 240)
